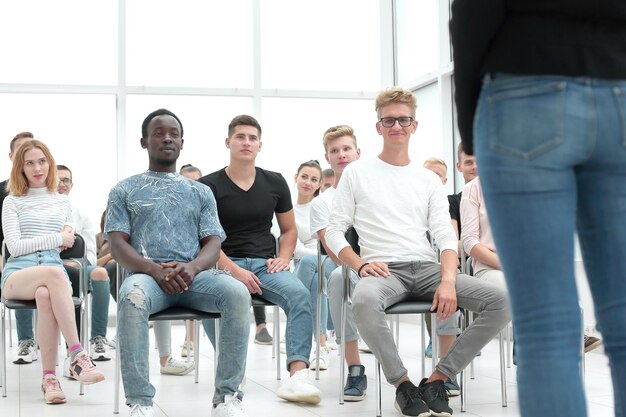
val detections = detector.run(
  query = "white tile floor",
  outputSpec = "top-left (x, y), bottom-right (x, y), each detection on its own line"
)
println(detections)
top-left (0, 319), bottom-right (614, 417)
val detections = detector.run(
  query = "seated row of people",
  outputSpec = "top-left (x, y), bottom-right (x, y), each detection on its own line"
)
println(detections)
top-left (1, 87), bottom-right (512, 417)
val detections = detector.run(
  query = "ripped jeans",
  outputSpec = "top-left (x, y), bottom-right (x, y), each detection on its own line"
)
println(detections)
top-left (117, 269), bottom-right (251, 406)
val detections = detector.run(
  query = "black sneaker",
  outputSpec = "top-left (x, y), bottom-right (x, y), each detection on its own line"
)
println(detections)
top-left (418, 378), bottom-right (453, 417)
top-left (395, 381), bottom-right (430, 417)
top-left (344, 365), bottom-right (367, 401)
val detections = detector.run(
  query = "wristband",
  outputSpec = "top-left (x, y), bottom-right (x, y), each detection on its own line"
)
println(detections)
top-left (357, 262), bottom-right (370, 277)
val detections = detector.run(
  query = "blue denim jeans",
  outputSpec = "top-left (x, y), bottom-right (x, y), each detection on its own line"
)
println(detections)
top-left (476, 74), bottom-right (626, 417)
top-left (203, 258), bottom-right (312, 370)
top-left (117, 269), bottom-right (250, 406)
top-left (293, 255), bottom-right (337, 340)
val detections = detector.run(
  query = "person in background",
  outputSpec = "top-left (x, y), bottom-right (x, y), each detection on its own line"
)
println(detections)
top-left (320, 168), bottom-right (335, 193)
top-left (292, 159), bottom-right (333, 370)
top-left (450, 2), bottom-right (624, 416)
top-left (56, 164), bottom-right (112, 363)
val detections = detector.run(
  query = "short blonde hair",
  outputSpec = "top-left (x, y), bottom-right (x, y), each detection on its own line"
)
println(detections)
top-left (423, 157), bottom-right (447, 171)
top-left (7, 139), bottom-right (58, 196)
top-left (375, 87), bottom-right (417, 118)
top-left (322, 125), bottom-right (357, 151)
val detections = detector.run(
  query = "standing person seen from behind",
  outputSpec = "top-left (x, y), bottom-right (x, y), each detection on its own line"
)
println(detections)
top-left (451, 1), bottom-right (626, 416)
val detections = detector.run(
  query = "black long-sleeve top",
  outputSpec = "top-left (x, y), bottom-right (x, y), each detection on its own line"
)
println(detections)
top-left (450, 0), bottom-right (626, 155)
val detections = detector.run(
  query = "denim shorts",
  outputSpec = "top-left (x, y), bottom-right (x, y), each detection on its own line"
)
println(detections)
top-left (1, 250), bottom-right (67, 291)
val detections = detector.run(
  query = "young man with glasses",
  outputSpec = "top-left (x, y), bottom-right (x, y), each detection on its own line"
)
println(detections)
top-left (56, 165), bottom-right (113, 365)
top-left (326, 87), bottom-right (511, 417)
top-left (199, 114), bottom-right (322, 405)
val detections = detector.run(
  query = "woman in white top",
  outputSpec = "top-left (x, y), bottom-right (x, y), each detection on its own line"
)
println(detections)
top-left (1, 140), bottom-right (104, 405)
top-left (292, 160), bottom-right (334, 370)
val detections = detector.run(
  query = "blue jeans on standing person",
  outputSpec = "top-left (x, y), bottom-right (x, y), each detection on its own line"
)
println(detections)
top-left (293, 255), bottom-right (336, 341)
top-left (117, 269), bottom-right (251, 406)
top-left (203, 258), bottom-right (312, 370)
top-left (475, 74), bottom-right (626, 417)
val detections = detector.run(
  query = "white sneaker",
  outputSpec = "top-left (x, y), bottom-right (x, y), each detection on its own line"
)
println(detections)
top-left (212, 393), bottom-right (248, 417)
top-left (326, 332), bottom-right (339, 351)
top-left (276, 369), bottom-right (322, 404)
top-left (309, 347), bottom-right (329, 371)
top-left (13, 339), bottom-right (38, 364)
top-left (104, 337), bottom-right (117, 349)
top-left (63, 356), bottom-right (73, 379)
top-left (358, 338), bottom-right (372, 353)
top-left (129, 404), bottom-right (153, 417)
top-left (90, 336), bottom-right (112, 361)
top-left (160, 355), bottom-right (195, 375)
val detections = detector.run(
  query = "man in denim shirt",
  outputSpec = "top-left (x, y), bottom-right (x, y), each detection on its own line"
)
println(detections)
top-left (106, 109), bottom-right (251, 417)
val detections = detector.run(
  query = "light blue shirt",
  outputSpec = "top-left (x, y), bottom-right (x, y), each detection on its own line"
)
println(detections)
top-left (105, 171), bottom-right (225, 264)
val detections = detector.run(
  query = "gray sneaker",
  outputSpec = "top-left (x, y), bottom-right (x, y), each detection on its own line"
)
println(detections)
top-left (13, 339), bottom-right (38, 364)
top-left (254, 327), bottom-right (273, 345)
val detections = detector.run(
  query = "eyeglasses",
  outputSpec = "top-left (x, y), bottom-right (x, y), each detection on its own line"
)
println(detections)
top-left (58, 178), bottom-right (72, 185)
top-left (379, 117), bottom-right (414, 128)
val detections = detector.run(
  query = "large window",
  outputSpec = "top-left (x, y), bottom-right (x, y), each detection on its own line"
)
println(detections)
top-left (260, 0), bottom-right (382, 91)
top-left (126, 0), bottom-right (254, 88)
top-left (0, 93), bottom-right (117, 226)
top-left (0, 1), bottom-right (392, 227)
top-left (0, 1), bottom-right (118, 85)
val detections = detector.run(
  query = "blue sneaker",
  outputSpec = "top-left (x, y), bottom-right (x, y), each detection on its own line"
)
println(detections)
top-left (444, 377), bottom-right (460, 397)
top-left (425, 340), bottom-right (432, 358)
top-left (344, 365), bottom-right (367, 401)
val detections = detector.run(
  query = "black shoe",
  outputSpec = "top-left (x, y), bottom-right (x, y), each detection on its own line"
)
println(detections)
top-left (395, 381), bottom-right (431, 417)
top-left (418, 378), bottom-right (453, 417)
top-left (344, 365), bottom-right (367, 401)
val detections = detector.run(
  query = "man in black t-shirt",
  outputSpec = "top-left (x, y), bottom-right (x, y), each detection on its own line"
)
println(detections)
top-left (199, 115), bottom-right (322, 405)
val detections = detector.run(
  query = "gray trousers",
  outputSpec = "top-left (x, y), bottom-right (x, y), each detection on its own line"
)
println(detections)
top-left (327, 266), bottom-right (360, 344)
top-left (352, 261), bottom-right (510, 385)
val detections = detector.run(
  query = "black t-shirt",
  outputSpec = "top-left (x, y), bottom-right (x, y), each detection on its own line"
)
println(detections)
top-left (448, 192), bottom-right (462, 237)
top-left (199, 167), bottom-right (292, 259)
top-left (0, 179), bottom-right (8, 245)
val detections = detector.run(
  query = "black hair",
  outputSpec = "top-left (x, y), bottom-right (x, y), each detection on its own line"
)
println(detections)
top-left (141, 109), bottom-right (184, 139)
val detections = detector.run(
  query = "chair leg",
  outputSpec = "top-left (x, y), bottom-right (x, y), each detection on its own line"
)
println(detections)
top-left (375, 358), bottom-right (382, 417)
top-left (339, 265), bottom-right (349, 405)
top-left (431, 314), bottom-right (438, 374)
top-left (113, 322), bottom-right (120, 413)
top-left (7, 309), bottom-right (12, 348)
top-left (469, 311), bottom-right (475, 379)
top-left (499, 330), bottom-right (507, 407)
top-left (2, 306), bottom-right (7, 397)
top-left (506, 323), bottom-right (512, 368)
top-left (421, 315), bottom-right (426, 379)
top-left (194, 319), bottom-right (201, 384)
top-left (214, 318), bottom-right (220, 379)
top-left (274, 306), bottom-right (280, 380)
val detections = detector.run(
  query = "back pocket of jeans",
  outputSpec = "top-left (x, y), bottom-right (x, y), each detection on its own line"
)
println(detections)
top-left (487, 80), bottom-right (566, 160)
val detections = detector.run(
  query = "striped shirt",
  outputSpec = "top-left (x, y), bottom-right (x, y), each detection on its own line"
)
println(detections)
top-left (1, 187), bottom-right (73, 257)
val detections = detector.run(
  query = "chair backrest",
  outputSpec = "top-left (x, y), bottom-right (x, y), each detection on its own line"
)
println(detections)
top-left (345, 227), bottom-right (360, 255)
